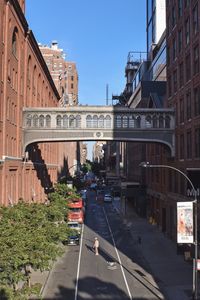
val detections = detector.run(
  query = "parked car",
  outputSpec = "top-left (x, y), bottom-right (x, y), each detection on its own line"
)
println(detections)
top-left (104, 193), bottom-right (112, 203)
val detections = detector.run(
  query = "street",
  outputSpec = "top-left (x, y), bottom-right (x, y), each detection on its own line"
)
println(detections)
top-left (42, 190), bottom-right (165, 300)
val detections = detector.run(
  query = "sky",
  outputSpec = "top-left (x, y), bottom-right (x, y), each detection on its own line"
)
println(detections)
top-left (25, 0), bottom-right (147, 160)
top-left (25, 0), bottom-right (146, 106)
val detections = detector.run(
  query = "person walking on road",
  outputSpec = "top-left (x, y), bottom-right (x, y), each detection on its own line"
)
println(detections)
top-left (93, 237), bottom-right (99, 255)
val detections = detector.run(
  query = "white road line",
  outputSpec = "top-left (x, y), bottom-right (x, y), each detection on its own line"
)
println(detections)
top-left (103, 207), bottom-right (133, 300)
top-left (74, 224), bottom-right (84, 300)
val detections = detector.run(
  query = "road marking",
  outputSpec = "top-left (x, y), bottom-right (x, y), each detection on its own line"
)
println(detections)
top-left (103, 207), bottom-right (133, 300)
top-left (74, 224), bottom-right (84, 300)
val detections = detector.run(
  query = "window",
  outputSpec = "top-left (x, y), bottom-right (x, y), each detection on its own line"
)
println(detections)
top-left (193, 4), bottom-right (198, 35)
top-left (186, 91), bottom-right (191, 120)
top-left (185, 54), bottom-right (191, 82)
top-left (39, 115), bottom-right (45, 127)
top-left (168, 76), bottom-right (172, 97)
top-left (172, 6), bottom-right (176, 28)
top-left (71, 76), bottom-right (74, 81)
top-left (195, 127), bottom-right (200, 158)
top-left (46, 115), bottom-right (51, 127)
top-left (105, 115), bottom-right (111, 128)
top-left (93, 115), bottom-right (98, 127)
top-left (173, 69), bottom-right (177, 92)
top-left (178, 28), bottom-right (183, 52)
top-left (194, 87), bottom-right (200, 116)
top-left (122, 116), bottom-right (128, 128)
top-left (115, 116), bottom-right (122, 128)
top-left (180, 98), bottom-right (184, 123)
top-left (86, 115), bottom-right (92, 128)
top-left (193, 45), bottom-right (199, 75)
top-left (98, 115), bottom-right (104, 128)
top-left (185, 18), bottom-right (190, 45)
top-left (56, 115), bottom-right (62, 127)
top-left (186, 131), bottom-right (192, 159)
top-left (69, 115), bottom-right (75, 128)
top-left (184, 0), bottom-right (190, 8)
top-left (180, 134), bottom-right (184, 159)
top-left (71, 83), bottom-right (74, 89)
top-left (63, 115), bottom-right (68, 127)
top-left (76, 115), bottom-right (81, 128)
top-left (178, 0), bottom-right (183, 17)
top-left (179, 62), bottom-right (184, 87)
top-left (172, 38), bottom-right (177, 60)
top-left (12, 28), bottom-right (18, 57)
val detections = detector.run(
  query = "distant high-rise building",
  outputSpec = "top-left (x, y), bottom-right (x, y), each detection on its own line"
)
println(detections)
top-left (39, 41), bottom-right (78, 106)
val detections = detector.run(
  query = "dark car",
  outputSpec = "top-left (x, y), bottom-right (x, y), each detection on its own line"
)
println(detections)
top-left (63, 231), bottom-right (80, 246)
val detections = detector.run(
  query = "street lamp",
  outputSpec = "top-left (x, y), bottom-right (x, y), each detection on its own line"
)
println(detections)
top-left (139, 161), bottom-right (198, 300)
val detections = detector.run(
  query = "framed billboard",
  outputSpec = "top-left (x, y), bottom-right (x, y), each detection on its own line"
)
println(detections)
top-left (177, 202), bottom-right (193, 244)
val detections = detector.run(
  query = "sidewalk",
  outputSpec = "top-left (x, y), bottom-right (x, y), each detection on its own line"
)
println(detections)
top-left (113, 197), bottom-right (199, 300)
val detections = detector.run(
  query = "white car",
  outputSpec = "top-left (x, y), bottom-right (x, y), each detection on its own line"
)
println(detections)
top-left (67, 221), bottom-right (82, 234)
top-left (104, 194), bottom-right (112, 203)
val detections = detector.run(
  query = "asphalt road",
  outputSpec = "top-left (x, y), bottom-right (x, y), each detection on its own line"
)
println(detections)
top-left (42, 190), bottom-right (165, 300)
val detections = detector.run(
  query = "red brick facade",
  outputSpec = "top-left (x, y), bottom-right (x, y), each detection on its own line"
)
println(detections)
top-left (0, 0), bottom-right (77, 205)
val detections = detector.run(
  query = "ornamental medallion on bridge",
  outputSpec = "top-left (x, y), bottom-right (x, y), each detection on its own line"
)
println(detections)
top-left (95, 132), bottom-right (103, 138)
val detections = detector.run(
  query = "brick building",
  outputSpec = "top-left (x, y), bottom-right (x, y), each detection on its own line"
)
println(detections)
top-left (0, 0), bottom-right (77, 205)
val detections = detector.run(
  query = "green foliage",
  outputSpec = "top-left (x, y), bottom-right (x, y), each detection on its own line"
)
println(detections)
top-left (0, 183), bottom-right (80, 299)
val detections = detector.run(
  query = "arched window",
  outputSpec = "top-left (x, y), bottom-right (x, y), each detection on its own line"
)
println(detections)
top-left (26, 114), bottom-right (32, 127)
top-left (98, 115), bottom-right (104, 128)
top-left (12, 28), bottom-right (18, 57)
top-left (129, 116), bottom-right (135, 127)
top-left (159, 115), bottom-right (164, 128)
top-left (165, 116), bottom-right (171, 128)
top-left (56, 115), bottom-right (62, 127)
top-left (39, 115), bottom-right (45, 127)
top-left (93, 115), bottom-right (98, 128)
top-left (46, 115), bottom-right (51, 127)
top-left (33, 114), bottom-right (38, 127)
top-left (69, 115), bottom-right (75, 128)
top-left (153, 115), bottom-right (158, 128)
top-left (145, 115), bottom-right (152, 128)
top-left (86, 115), bottom-right (92, 128)
top-left (63, 115), bottom-right (68, 128)
top-left (105, 115), bottom-right (111, 128)
top-left (135, 116), bottom-right (141, 128)
top-left (122, 115), bottom-right (128, 128)
top-left (115, 115), bottom-right (122, 128)
top-left (76, 115), bottom-right (81, 128)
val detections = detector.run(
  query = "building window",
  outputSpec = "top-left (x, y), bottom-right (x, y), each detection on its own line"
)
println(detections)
top-left (173, 69), bottom-right (177, 93)
top-left (185, 54), bottom-right (191, 82)
top-left (193, 4), bottom-right (198, 35)
top-left (179, 62), bottom-right (184, 87)
top-left (167, 46), bottom-right (170, 65)
top-left (180, 97), bottom-right (184, 123)
top-left (194, 127), bottom-right (200, 158)
top-left (185, 17), bottom-right (190, 45)
top-left (71, 76), bottom-right (74, 81)
top-left (194, 87), bottom-right (200, 116)
top-left (172, 38), bottom-right (177, 60)
top-left (180, 134), bottom-right (184, 159)
top-left (184, 0), bottom-right (190, 8)
top-left (168, 76), bottom-right (172, 97)
top-left (186, 91), bottom-right (191, 120)
top-left (12, 28), bottom-right (18, 57)
top-left (193, 45), bottom-right (199, 75)
top-left (172, 6), bottom-right (176, 28)
top-left (178, 0), bottom-right (183, 17)
top-left (186, 131), bottom-right (192, 159)
top-left (178, 28), bottom-right (183, 53)
top-left (71, 83), bottom-right (74, 89)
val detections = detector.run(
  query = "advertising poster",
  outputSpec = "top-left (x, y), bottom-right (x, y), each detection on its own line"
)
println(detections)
top-left (177, 202), bottom-right (193, 244)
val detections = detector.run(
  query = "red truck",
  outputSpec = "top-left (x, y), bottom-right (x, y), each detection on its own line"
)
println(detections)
top-left (67, 198), bottom-right (84, 224)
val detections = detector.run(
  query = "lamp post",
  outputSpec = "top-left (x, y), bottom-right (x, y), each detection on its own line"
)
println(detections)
top-left (139, 162), bottom-right (198, 300)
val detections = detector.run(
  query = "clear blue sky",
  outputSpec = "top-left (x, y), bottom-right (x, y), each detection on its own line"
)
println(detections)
top-left (25, 1), bottom-right (146, 160)
top-left (26, 0), bottom-right (146, 106)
